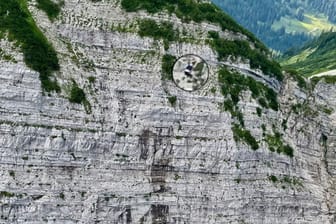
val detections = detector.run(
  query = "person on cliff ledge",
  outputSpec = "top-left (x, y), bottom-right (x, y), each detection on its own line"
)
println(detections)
top-left (184, 64), bottom-right (193, 77)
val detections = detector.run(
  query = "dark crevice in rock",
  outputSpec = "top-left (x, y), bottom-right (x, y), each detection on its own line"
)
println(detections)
top-left (117, 205), bottom-right (132, 224)
top-left (320, 133), bottom-right (330, 175)
top-left (138, 127), bottom-right (173, 221)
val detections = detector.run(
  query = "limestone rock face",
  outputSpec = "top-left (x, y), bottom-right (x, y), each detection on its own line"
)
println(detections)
top-left (0, 1), bottom-right (335, 223)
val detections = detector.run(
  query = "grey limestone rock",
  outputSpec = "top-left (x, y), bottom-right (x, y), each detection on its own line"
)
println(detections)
top-left (0, 0), bottom-right (335, 223)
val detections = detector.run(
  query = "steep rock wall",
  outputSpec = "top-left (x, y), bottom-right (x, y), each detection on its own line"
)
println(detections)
top-left (0, 0), bottom-right (335, 223)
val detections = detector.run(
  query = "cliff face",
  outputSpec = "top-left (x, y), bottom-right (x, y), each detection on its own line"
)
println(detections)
top-left (0, 0), bottom-right (335, 223)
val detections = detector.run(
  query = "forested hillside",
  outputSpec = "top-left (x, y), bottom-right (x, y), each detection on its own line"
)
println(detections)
top-left (212, 0), bottom-right (336, 52)
top-left (281, 31), bottom-right (336, 76)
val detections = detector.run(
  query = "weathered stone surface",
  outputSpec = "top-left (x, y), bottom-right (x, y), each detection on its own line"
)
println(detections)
top-left (0, 0), bottom-right (335, 223)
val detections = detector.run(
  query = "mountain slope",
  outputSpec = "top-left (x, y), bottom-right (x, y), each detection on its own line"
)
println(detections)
top-left (281, 31), bottom-right (336, 76)
top-left (0, 0), bottom-right (335, 223)
top-left (212, 0), bottom-right (336, 52)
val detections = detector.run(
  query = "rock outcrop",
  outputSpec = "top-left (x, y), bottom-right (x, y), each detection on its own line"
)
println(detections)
top-left (0, 0), bottom-right (335, 223)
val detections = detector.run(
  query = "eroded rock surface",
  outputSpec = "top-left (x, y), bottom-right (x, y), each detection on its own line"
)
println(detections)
top-left (0, 0), bottom-right (335, 223)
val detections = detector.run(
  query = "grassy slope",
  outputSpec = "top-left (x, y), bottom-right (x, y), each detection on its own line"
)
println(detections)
top-left (280, 32), bottom-right (336, 76)
top-left (212, 0), bottom-right (336, 52)
top-left (272, 14), bottom-right (336, 36)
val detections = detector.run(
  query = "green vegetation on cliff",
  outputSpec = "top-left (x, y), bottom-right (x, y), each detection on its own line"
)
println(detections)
top-left (0, 0), bottom-right (60, 92)
top-left (36, 0), bottom-right (63, 20)
top-left (69, 81), bottom-right (91, 113)
top-left (311, 75), bottom-right (336, 88)
top-left (218, 67), bottom-right (281, 151)
top-left (218, 68), bottom-right (279, 112)
top-left (232, 124), bottom-right (259, 150)
top-left (138, 19), bottom-right (178, 41)
top-left (138, 19), bottom-right (179, 49)
top-left (121, 0), bottom-right (267, 52)
top-left (161, 54), bottom-right (176, 80)
top-left (121, 0), bottom-right (285, 80)
top-left (265, 132), bottom-right (294, 157)
top-left (209, 31), bottom-right (283, 80)
top-left (69, 81), bottom-right (86, 104)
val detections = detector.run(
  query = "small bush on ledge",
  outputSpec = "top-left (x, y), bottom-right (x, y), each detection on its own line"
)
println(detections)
top-left (168, 96), bottom-right (177, 107)
top-left (265, 132), bottom-right (294, 158)
top-left (36, 0), bottom-right (63, 21)
top-left (162, 54), bottom-right (176, 80)
top-left (232, 124), bottom-right (259, 150)
top-left (69, 81), bottom-right (91, 113)
top-left (69, 82), bottom-right (86, 104)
